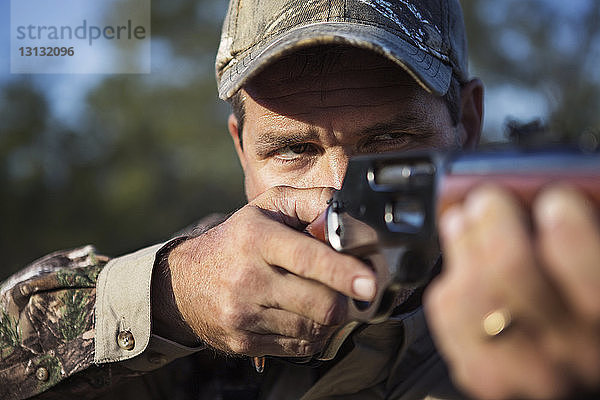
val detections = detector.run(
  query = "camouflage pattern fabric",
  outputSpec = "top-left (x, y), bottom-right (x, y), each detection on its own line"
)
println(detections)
top-left (0, 246), bottom-right (142, 399)
top-left (0, 214), bottom-right (270, 400)
top-left (0, 244), bottom-right (272, 400)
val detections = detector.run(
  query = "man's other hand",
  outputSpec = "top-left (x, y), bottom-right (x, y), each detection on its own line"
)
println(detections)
top-left (425, 184), bottom-right (600, 399)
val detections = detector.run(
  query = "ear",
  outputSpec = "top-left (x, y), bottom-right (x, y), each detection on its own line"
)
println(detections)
top-left (458, 78), bottom-right (484, 149)
top-left (228, 113), bottom-right (247, 172)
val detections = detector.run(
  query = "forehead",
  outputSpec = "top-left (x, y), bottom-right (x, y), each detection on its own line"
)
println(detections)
top-left (246, 46), bottom-right (420, 99)
top-left (241, 46), bottom-right (447, 126)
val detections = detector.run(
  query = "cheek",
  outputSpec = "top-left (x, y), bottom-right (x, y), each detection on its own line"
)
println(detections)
top-left (432, 105), bottom-right (459, 149)
top-left (244, 163), bottom-right (323, 201)
top-left (243, 164), bottom-right (282, 201)
top-left (243, 173), bottom-right (258, 202)
top-left (436, 128), bottom-right (459, 149)
top-left (244, 169), bottom-right (264, 202)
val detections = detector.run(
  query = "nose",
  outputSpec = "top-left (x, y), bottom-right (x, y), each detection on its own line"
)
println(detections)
top-left (317, 147), bottom-right (350, 190)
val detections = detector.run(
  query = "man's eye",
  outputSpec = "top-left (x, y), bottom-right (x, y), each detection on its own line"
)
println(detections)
top-left (362, 133), bottom-right (411, 152)
top-left (375, 133), bottom-right (408, 141)
top-left (274, 143), bottom-right (313, 160)
top-left (289, 143), bottom-right (310, 154)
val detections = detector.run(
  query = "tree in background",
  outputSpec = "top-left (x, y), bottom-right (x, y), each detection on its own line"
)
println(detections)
top-left (463, 0), bottom-right (600, 141)
top-left (0, 0), bottom-right (243, 278)
top-left (1, 0), bottom-right (599, 278)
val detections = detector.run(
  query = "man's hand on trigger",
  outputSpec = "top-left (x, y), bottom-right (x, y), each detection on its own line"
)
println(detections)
top-left (163, 186), bottom-right (376, 357)
top-left (425, 184), bottom-right (600, 399)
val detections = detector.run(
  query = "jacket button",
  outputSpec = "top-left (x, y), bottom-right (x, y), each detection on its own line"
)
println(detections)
top-left (117, 330), bottom-right (135, 350)
top-left (36, 367), bottom-right (49, 382)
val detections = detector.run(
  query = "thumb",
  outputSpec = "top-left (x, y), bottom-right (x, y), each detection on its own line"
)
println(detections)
top-left (250, 186), bottom-right (335, 230)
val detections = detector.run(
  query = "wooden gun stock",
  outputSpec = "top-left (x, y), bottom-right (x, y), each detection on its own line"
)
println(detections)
top-left (438, 173), bottom-right (600, 217)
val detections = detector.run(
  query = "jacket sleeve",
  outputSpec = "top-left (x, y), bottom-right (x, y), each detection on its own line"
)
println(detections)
top-left (0, 242), bottom-right (203, 400)
top-left (0, 246), bottom-right (108, 399)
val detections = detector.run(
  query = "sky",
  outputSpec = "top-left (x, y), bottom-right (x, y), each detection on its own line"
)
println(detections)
top-left (2, 0), bottom-right (153, 126)
top-left (0, 1), bottom-right (9, 79)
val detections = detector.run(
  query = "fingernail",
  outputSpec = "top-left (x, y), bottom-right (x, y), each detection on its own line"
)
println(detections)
top-left (353, 277), bottom-right (376, 300)
top-left (536, 186), bottom-right (593, 229)
top-left (440, 208), bottom-right (465, 239)
top-left (465, 188), bottom-right (493, 218)
top-left (536, 191), bottom-right (564, 228)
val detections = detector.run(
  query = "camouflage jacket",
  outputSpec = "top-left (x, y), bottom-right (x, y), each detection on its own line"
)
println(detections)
top-left (0, 211), bottom-right (277, 400)
top-left (0, 245), bottom-right (275, 400)
top-left (0, 230), bottom-right (460, 399)
top-left (0, 246), bottom-right (114, 398)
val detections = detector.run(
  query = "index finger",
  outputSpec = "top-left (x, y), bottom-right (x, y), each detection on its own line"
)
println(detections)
top-left (535, 185), bottom-right (600, 322)
top-left (258, 218), bottom-right (376, 301)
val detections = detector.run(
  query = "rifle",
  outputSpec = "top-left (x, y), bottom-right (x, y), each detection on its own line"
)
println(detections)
top-left (307, 146), bottom-right (600, 361)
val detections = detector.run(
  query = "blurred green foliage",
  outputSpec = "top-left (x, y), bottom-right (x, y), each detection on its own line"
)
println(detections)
top-left (463, 0), bottom-right (600, 140)
top-left (0, 0), bottom-right (244, 278)
top-left (1, 0), bottom-right (599, 279)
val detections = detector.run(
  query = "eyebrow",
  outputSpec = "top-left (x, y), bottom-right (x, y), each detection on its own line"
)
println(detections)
top-left (253, 129), bottom-right (321, 158)
top-left (359, 113), bottom-right (435, 138)
top-left (252, 111), bottom-right (435, 158)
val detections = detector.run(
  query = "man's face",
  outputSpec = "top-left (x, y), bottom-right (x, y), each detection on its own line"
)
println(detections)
top-left (229, 48), bottom-right (473, 201)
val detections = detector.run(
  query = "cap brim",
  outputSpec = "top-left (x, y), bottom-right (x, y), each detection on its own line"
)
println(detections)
top-left (218, 21), bottom-right (451, 100)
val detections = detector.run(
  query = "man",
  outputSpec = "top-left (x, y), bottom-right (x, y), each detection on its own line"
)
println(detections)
top-left (2, 0), bottom-right (600, 399)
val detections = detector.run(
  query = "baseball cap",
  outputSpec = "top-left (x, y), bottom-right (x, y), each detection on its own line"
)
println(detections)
top-left (215, 0), bottom-right (468, 100)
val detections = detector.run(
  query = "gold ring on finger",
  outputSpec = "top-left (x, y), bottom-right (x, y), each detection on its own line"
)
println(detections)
top-left (482, 307), bottom-right (512, 338)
